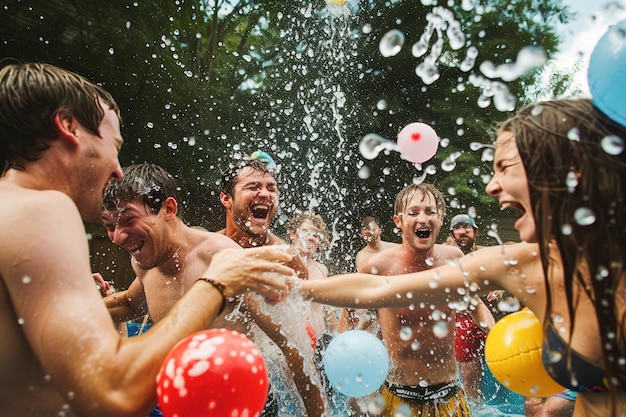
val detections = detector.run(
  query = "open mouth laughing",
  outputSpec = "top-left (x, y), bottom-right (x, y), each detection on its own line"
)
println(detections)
top-left (415, 228), bottom-right (432, 239)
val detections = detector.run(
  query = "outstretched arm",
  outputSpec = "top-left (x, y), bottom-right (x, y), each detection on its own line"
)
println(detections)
top-left (299, 242), bottom-right (544, 311)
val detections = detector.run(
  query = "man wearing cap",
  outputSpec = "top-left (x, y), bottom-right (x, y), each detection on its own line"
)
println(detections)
top-left (448, 213), bottom-right (483, 255)
top-left (446, 214), bottom-right (496, 402)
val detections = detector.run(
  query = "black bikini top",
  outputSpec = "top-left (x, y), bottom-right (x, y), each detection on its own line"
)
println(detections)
top-left (542, 326), bottom-right (609, 393)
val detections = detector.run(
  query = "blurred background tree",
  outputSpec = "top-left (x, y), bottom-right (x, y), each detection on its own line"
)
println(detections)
top-left (1, 0), bottom-right (573, 277)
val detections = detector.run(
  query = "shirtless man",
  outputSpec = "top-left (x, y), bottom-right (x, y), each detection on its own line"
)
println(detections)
top-left (446, 213), bottom-right (495, 401)
top-left (101, 163), bottom-right (251, 326)
top-left (340, 217), bottom-right (399, 334)
top-left (287, 212), bottom-right (336, 339)
top-left (355, 216), bottom-right (398, 270)
top-left (0, 62), bottom-right (290, 417)
top-left (217, 153), bottom-right (328, 417)
top-left (361, 184), bottom-right (471, 417)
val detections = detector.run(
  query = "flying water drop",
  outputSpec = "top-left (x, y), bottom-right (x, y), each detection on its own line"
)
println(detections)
top-left (359, 133), bottom-right (399, 160)
top-left (380, 29), bottom-right (405, 57)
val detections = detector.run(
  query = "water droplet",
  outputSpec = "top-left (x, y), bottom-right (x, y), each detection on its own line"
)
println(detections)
top-left (425, 257), bottom-right (434, 266)
top-left (595, 265), bottom-right (609, 281)
top-left (379, 29), bottom-right (405, 57)
top-left (566, 171), bottom-right (578, 193)
top-left (359, 133), bottom-right (399, 160)
top-left (531, 105), bottom-right (544, 116)
top-left (446, 20), bottom-right (465, 50)
top-left (487, 227), bottom-right (503, 245)
top-left (601, 135), bottom-right (624, 155)
top-left (415, 61), bottom-right (440, 85)
top-left (412, 40), bottom-right (429, 58)
top-left (399, 326), bottom-right (413, 341)
top-left (432, 321), bottom-right (449, 338)
top-left (574, 207), bottom-right (596, 226)
top-left (367, 396), bottom-right (385, 414)
top-left (481, 148), bottom-right (494, 162)
top-left (393, 404), bottom-right (412, 417)
top-left (477, 94), bottom-right (491, 108)
top-left (18, 317), bottom-right (25, 325)
top-left (525, 286), bottom-right (537, 294)
top-left (146, 122), bottom-right (154, 129)
top-left (411, 339), bottom-right (421, 350)
top-left (22, 276), bottom-right (31, 284)
top-left (358, 165), bottom-right (371, 179)
top-left (460, 46), bottom-right (478, 72)
top-left (497, 297), bottom-right (521, 312)
top-left (561, 223), bottom-right (572, 235)
top-left (567, 127), bottom-right (580, 142)
top-left (470, 142), bottom-right (485, 151)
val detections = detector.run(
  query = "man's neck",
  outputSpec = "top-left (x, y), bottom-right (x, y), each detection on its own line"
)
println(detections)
top-left (400, 241), bottom-right (436, 264)
top-left (227, 228), bottom-right (269, 248)
top-left (367, 238), bottom-right (382, 251)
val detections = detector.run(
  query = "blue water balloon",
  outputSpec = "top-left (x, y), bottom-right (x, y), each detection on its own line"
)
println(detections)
top-left (323, 330), bottom-right (389, 397)
top-left (588, 18), bottom-right (626, 127)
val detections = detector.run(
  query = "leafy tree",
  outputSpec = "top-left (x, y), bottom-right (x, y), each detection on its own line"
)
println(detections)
top-left (1, 0), bottom-right (574, 275)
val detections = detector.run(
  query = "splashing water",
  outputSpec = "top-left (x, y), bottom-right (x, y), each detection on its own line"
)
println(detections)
top-left (601, 135), bottom-right (624, 155)
top-left (379, 29), bottom-right (405, 57)
top-left (574, 207), bottom-right (596, 226)
top-left (359, 133), bottom-right (400, 160)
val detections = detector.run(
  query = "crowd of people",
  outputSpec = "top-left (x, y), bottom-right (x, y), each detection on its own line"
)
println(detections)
top-left (2, 61), bottom-right (625, 417)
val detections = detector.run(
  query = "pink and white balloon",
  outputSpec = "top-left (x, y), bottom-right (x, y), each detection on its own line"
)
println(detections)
top-left (157, 329), bottom-right (269, 417)
top-left (397, 122), bottom-right (439, 163)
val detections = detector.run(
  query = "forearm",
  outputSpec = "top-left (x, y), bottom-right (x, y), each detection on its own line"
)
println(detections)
top-left (300, 245), bottom-right (523, 309)
top-left (281, 345), bottom-right (328, 417)
top-left (468, 298), bottom-right (496, 331)
top-left (75, 280), bottom-right (226, 416)
top-left (104, 290), bottom-right (144, 323)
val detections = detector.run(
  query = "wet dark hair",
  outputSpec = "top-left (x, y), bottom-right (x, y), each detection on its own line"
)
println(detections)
top-left (220, 158), bottom-right (278, 196)
top-left (103, 163), bottom-right (182, 217)
top-left (0, 61), bottom-right (120, 175)
top-left (499, 98), bottom-right (626, 392)
top-left (393, 183), bottom-right (445, 217)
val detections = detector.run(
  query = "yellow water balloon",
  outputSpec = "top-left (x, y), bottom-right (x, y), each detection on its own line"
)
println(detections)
top-left (485, 308), bottom-right (566, 397)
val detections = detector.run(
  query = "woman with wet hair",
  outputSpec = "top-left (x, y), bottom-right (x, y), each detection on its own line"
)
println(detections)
top-left (299, 98), bottom-right (626, 417)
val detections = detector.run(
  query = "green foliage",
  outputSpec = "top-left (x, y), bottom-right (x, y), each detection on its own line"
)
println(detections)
top-left (1, 0), bottom-right (575, 272)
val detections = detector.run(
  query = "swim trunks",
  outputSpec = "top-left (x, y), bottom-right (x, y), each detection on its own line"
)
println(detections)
top-left (454, 313), bottom-right (486, 362)
top-left (380, 380), bottom-right (471, 417)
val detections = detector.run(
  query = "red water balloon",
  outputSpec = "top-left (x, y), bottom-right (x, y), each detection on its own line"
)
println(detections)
top-left (156, 328), bottom-right (269, 417)
top-left (397, 122), bottom-right (439, 163)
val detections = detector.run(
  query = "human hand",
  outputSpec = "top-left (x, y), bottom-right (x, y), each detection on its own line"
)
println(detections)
top-left (487, 290), bottom-right (504, 301)
top-left (200, 247), bottom-right (293, 300)
top-left (92, 272), bottom-right (115, 297)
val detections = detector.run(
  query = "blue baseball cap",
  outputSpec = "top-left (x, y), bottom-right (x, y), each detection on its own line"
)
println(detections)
top-left (450, 214), bottom-right (478, 230)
